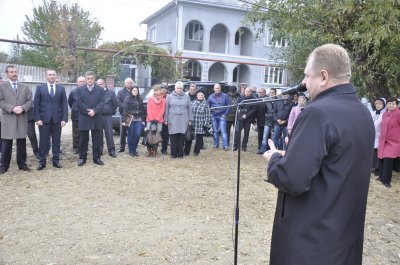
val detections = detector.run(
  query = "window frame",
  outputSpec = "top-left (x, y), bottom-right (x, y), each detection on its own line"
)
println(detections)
top-left (263, 66), bottom-right (284, 85)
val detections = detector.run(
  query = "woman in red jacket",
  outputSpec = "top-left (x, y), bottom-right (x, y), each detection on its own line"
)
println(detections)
top-left (377, 97), bottom-right (400, 188)
top-left (146, 85), bottom-right (166, 156)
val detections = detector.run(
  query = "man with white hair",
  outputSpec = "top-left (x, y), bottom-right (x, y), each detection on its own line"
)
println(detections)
top-left (117, 78), bottom-right (134, 153)
top-left (263, 44), bottom-right (374, 265)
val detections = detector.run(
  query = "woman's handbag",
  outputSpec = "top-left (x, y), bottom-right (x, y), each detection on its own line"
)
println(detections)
top-left (147, 131), bottom-right (163, 145)
top-left (125, 114), bottom-right (134, 127)
top-left (141, 131), bottom-right (149, 146)
top-left (185, 125), bottom-right (195, 141)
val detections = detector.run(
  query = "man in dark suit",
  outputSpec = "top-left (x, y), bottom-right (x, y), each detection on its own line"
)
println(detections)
top-left (34, 69), bottom-right (68, 170)
top-left (75, 71), bottom-right (105, 166)
top-left (0, 65), bottom-right (33, 173)
top-left (96, 79), bottom-right (118, 158)
top-left (68, 76), bottom-right (85, 154)
top-left (116, 78), bottom-right (134, 152)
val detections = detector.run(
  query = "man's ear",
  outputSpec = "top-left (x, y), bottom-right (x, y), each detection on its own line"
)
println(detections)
top-left (321, 70), bottom-right (329, 85)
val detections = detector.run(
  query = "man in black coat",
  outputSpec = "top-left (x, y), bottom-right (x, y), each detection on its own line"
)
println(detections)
top-left (116, 78), bottom-right (134, 153)
top-left (96, 79), bottom-right (118, 158)
top-left (255, 88), bottom-right (267, 154)
top-left (75, 71), bottom-right (105, 166)
top-left (68, 76), bottom-right (85, 154)
top-left (34, 69), bottom-right (68, 170)
top-left (233, 87), bottom-right (256, 152)
top-left (272, 93), bottom-right (293, 150)
top-left (263, 44), bottom-right (375, 265)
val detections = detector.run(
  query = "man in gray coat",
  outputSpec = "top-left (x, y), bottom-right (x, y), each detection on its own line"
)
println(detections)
top-left (263, 44), bottom-right (374, 265)
top-left (0, 65), bottom-right (33, 173)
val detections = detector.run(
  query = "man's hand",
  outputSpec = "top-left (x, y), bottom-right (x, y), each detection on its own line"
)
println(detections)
top-left (12, 106), bottom-right (23, 114)
top-left (36, 120), bottom-right (43, 126)
top-left (87, 109), bottom-right (95, 117)
top-left (263, 139), bottom-right (286, 163)
top-left (61, 121), bottom-right (67, 127)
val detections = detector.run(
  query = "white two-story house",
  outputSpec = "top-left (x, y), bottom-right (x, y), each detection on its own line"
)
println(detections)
top-left (140, 0), bottom-right (289, 88)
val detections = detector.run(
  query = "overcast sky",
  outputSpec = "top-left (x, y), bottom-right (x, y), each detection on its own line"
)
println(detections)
top-left (0, 0), bottom-right (171, 53)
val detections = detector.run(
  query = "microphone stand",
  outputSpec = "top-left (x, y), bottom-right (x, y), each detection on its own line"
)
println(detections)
top-left (211, 95), bottom-right (287, 265)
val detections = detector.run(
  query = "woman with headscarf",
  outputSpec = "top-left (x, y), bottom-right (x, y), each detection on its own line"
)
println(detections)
top-left (370, 98), bottom-right (386, 176)
top-left (377, 97), bottom-right (400, 188)
top-left (164, 81), bottom-right (193, 158)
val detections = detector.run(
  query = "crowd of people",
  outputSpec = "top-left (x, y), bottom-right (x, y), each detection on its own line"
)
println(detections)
top-left (0, 64), bottom-right (398, 186)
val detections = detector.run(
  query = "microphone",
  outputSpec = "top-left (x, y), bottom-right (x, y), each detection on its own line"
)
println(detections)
top-left (281, 84), bottom-right (307, 95)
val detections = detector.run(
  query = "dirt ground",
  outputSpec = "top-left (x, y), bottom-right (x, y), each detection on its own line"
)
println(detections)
top-left (0, 123), bottom-right (399, 265)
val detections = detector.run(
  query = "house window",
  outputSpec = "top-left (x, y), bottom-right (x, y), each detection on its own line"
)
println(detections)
top-left (235, 31), bottom-right (240, 45)
top-left (185, 21), bottom-right (203, 41)
top-left (150, 27), bottom-right (156, 42)
top-left (264, 67), bottom-right (284, 84)
top-left (185, 60), bottom-right (202, 79)
top-left (264, 30), bottom-right (287, 47)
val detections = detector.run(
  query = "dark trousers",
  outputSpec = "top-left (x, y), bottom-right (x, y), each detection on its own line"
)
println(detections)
top-left (169, 133), bottom-right (185, 158)
top-left (100, 115), bottom-right (115, 154)
top-left (0, 138), bottom-right (27, 169)
top-left (0, 122), bottom-right (2, 152)
top-left (257, 124), bottom-right (264, 150)
top-left (79, 130), bottom-right (102, 161)
top-left (119, 119), bottom-right (128, 151)
top-left (194, 134), bottom-right (204, 155)
top-left (226, 120), bottom-right (235, 146)
top-left (379, 158), bottom-right (394, 185)
top-left (72, 119), bottom-right (80, 150)
top-left (27, 120), bottom-right (39, 155)
top-left (38, 120), bottom-right (62, 165)
top-left (184, 140), bottom-right (192, 155)
top-left (161, 124), bottom-right (169, 153)
top-left (233, 121), bottom-right (252, 148)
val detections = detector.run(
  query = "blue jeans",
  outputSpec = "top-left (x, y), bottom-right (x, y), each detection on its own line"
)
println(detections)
top-left (273, 125), bottom-right (288, 150)
top-left (212, 116), bottom-right (228, 148)
top-left (260, 125), bottom-right (272, 152)
top-left (127, 121), bottom-right (142, 154)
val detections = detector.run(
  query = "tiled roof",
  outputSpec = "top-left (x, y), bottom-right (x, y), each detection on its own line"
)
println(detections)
top-left (141, 0), bottom-right (251, 24)
top-left (0, 63), bottom-right (67, 83)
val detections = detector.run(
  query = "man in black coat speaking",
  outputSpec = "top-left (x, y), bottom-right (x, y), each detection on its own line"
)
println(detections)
top-left (263, 44), bottom-right (374, 265)
top-left (75, 71), bottom-right (105, 166)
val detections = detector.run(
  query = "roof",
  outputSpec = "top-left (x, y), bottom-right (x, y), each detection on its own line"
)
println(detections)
top-left (140, 0), bottom-right (250, 24)
top-left (0, 63), bottom-right (67, 83)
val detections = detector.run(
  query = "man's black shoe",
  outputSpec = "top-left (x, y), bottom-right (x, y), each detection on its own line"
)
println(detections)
top-left (233, 147), bottom-right (238, 151)
top-left (118, 149), bottom-right (125, 153)
top-left (93, 159), bottom-right (104, 166)
top-left (53, 163), bottom-right (63, 168)
top-left (19, 165), bottom-right (31, 172)
top-left (73, 149), bottom-right (79, 154)
top-left (37, 164), bottom-right (46, 170)
top-left (242, 147), bottom-right (247, 152)
top-left (78, 159), bottom-right (86, 166)
top-left (0, 167), bottom-right (8, 174)
top-left (257, 150), bottom-right (263, 155)
top-left (109, 152), bottom-right (117, 158)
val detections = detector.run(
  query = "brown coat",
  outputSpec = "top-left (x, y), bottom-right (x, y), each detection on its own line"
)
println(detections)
top-left (0, 81), bottom-right (32, 139)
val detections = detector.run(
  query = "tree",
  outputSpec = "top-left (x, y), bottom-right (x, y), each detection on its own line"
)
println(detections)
top-left (0, 52), bottom-right (9, 63)
top-left (21, 0), bottom-right (103, 81)
top-left (245, 0), bottom-right (400, 98)
top-left (91, 40), bottom-right (178, 86)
